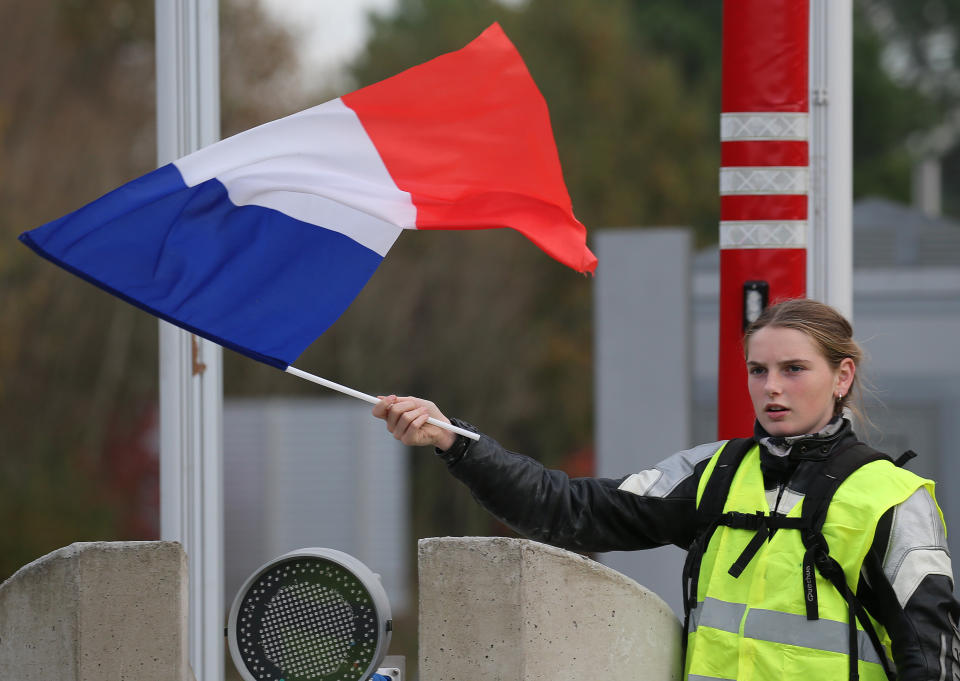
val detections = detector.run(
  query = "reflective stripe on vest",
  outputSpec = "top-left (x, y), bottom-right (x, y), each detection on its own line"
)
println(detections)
top-left (688, 597), bottom-right (745, 635)
top-left (688, 598), bottom-right (885, 666)
top-left (684, 441), bottom-right (935, 681)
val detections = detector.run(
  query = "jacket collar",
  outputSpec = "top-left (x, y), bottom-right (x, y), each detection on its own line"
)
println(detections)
top-left (755, 417), bottom-right (855, 479)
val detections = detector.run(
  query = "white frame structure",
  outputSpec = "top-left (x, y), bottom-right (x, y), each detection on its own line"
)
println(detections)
top-left (155, 1), bottom-right (224, 679)
top-left (809, 0), bottom-right (854, 318)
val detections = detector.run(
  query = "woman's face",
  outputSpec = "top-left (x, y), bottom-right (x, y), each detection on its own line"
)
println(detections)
top-left (745, 326), bottom-right (855, 437)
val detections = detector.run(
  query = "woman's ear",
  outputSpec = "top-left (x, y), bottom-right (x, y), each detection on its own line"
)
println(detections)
top-left (836, 357), bottom-right (856, 396)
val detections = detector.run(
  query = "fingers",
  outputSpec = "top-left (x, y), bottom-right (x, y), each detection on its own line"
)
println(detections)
top-left (393, 405), bottom-right (431, 443)
top-left (373, 395), bottom-right (419, 431)
top-left (372, 395), bottom-right (445, 447)
top-left (372, 394), bottom-right (397, 419)
top-left (384, 398), bottom-right (407, 431)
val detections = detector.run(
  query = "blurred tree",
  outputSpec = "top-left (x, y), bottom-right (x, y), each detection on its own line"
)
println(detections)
top-left (0, 0), bottom-right (157, 581)
top-left (854, 0), bottom-right (953, 205)
top-left (0, 0), bottom-right (302, 581)
top-left (860, 0), bottom-right (960, 103)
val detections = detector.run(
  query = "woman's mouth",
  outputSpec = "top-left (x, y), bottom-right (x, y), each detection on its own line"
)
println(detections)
top-left (765, 405), bottom-right (789, 419)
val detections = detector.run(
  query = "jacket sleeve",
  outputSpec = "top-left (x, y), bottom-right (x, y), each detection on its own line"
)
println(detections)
top-left (860, 488), bottom-right (960, 681)
top-left (436, 420), bottom-right (721, 553)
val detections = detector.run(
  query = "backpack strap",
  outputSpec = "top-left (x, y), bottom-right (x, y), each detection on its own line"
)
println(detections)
top-left (798, 442), bottom-right (891, 618)
top-left (894, 450), bottom-right (917, 468)
top-left (680, 438), bottom-right (756, 664)
top-left (798, 442), bottom-right (897, 681)
top-left (696, 438), bottom-right (757, 524)
top-left (683, 437), bottom-right (756, 607)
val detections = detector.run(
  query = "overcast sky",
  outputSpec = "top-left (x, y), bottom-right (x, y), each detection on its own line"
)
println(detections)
top-left (260, 0), bottom-right (397, 80)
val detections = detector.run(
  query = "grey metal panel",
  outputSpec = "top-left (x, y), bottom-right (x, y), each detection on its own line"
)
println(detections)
top-left (223, 404), bottom-right (269, 602)
top-left (594, 228), bottom-right (693, 472)
top-left (223, 398), bottom-right (410, 613)
top-left (594, 228), bottom-right (693, 616)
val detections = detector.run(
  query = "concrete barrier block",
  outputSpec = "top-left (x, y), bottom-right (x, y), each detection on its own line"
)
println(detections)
top-left (419, 537), bottom-right (681, 681)
top-left (0, 541), bottom-right (191, 681)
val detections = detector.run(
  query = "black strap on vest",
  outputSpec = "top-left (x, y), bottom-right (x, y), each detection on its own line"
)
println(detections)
top-left (797, 442), bottom-right (897, 681)
top-left (681, 438), bottom-right (909, 681)
top-left (680, 437), bottom-right (755, 666)
top-left (894, 450), bottom-right (917, 468)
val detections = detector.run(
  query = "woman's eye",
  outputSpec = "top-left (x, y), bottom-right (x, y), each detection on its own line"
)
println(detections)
top-left (749, 366), bottom-right (765, 375)
top-left (786, 365), bottom-right (804, 373)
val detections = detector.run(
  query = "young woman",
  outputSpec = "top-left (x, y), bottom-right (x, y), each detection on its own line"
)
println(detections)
top-left (373, 298), bottom-right (958, 681)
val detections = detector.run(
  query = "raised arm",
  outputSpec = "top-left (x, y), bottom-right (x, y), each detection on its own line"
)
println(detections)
top-left (372, 395), bottom-right (711, 553)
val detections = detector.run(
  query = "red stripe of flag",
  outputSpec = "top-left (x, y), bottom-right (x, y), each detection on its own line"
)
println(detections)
top-left (343, 23), bottom-right (596, 274)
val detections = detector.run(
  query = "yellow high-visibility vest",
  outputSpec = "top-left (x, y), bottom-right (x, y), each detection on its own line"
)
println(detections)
top-left (684, 442), bottom-right (937, 681)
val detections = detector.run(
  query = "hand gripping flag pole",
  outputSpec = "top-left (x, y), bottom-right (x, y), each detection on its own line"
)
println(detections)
top-left (285, 367), bottom-right (480, 441)
top-left (19, 23), bottom-right (594, 433)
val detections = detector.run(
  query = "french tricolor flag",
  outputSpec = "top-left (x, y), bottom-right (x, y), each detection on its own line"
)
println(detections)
top-left (19, 24), bottom-right (595, 370)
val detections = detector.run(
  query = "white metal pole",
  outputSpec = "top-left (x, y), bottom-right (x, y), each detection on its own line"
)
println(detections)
top-left (809, 0), bottom-right (854, 319)
top-left (156, 2), bottom-right (224, 680)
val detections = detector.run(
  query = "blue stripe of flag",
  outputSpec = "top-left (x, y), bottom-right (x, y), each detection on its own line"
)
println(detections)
top-left (19, 163), bottom-right (383, 368)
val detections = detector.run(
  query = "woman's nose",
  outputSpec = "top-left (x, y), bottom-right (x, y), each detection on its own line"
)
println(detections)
top-left (765, 375), bottom-right (782, 396)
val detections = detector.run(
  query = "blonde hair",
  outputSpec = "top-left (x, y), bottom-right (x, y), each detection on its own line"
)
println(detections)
top-left (743, 298), bottom-right (864, 420)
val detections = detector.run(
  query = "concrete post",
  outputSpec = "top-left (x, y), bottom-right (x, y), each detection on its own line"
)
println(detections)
top-left (419, 537), bottom-right (681, 681)
top-left (0, 541), bottom-right (191, 681)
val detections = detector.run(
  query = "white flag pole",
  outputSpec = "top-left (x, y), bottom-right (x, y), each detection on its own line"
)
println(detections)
top-left (285, 366), bottom-right (481, 441)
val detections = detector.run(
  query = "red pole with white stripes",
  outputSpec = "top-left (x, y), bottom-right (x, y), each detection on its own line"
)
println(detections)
top-left (718, 0), bottom-right (810, 438)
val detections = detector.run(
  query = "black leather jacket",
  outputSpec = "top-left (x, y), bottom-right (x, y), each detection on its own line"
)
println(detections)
top-left (437, 418), bottom-right (960, 681)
